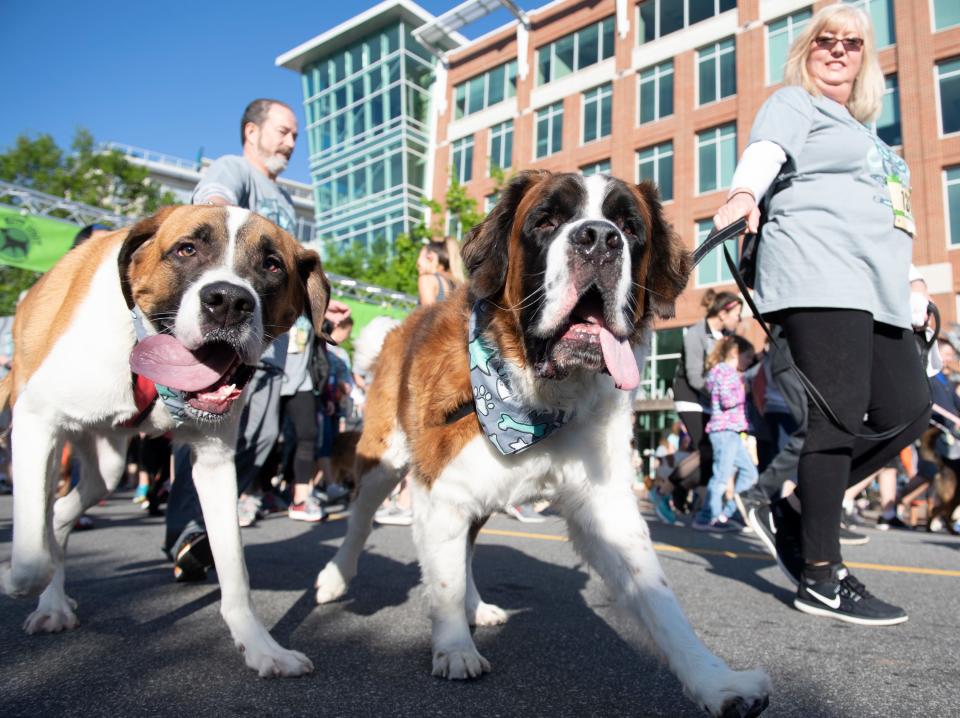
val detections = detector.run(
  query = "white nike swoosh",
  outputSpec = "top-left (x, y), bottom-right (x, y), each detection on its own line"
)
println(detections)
top-left (807, 587), bottom-right (841, 609)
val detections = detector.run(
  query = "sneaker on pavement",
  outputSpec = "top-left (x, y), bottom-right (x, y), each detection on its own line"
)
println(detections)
top-left (505, 504), bottom-right (546, 523)
top-left (310, 488), bottom-right (346, 514)
top-left (374, 504), bottom-right (413, 526)
top-left (653, 492), bottom-right (681, 526)
top-left (237, 495), bottom-right (260, 528)
top-left (876, 515), bottom-right (911, 531)
top-left (794, 564), bottom-right (908, 626)
top-left (172, 530), bottom-right (213, 582)
top-left (322, 483), bottom-right (351, 504)
top-left (770, 496), bottom-right (803, 587)
top-left (132, 484), bottom-right (149, 504)
top-left (288, 500), bottom-right (326, 523)
top-left (838, 524), bottom-right (870, 546)
top-left (692, 517), bottom-right (740, 533)
top-left (842, 507), bottom-right (867, 528)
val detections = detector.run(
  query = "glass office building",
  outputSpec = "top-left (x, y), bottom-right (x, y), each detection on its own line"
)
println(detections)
top-left (278, 1), bottom-right (459, 254)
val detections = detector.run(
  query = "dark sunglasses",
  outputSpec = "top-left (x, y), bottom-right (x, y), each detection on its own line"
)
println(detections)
top-left (813, 35), bottom-right (864, 52)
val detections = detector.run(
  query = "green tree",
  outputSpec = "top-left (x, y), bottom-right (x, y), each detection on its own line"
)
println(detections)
top-left (0, 129), bottom-right (180, 312)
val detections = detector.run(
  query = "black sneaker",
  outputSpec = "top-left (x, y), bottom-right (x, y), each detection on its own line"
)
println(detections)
top-left (747, 501), bottom-right (777, 557)
top-left (838, 524), bottom-right (870, 546)
top-left (172, 530), bottom-right (214, 583)
top-left (876, 515), bottom-right (911, 531)
top-left (794, 564), bottom-right (908, 626)
top-left (733, 486), bottom-right (768, 530)
top-left (770, 497), bottom-right (803, 586)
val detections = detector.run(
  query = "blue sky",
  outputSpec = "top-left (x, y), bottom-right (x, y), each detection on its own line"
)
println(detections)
top-left (1, 0), bottom-right (538, 185)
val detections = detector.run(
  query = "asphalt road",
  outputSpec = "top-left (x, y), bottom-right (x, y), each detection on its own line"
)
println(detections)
top-left (1, 491), bottom-right (957, 718)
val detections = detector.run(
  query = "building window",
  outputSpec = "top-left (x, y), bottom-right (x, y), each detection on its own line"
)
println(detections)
top-left (489, 120), bottom-right (513, 173)
top-left (453, 60), bottom-right (518, 119)
top-left (447, 213), bottom-right (463, 241)
top-left (843, 0), bottom-right (895, 47)
top-left (485, 193), bottom-right (499, 213)
top-left (537, 17), bottom-right (615, 85)
top-left (947, 167), bottom-right (960, 246)
top-left (643, 327), bottom-right (683, 399)
top-left (535, 102), bottom-right (564, 159)
top-left (638, 0), bottom-right (737, 44)
top-left (638, 61), bottom-right (673, 124)
top-left (938, 57), bottom-right (960, 136)
top-left (697, 124), bottom-right (736, 194)
top-left (636, 142), bottom-right (674, 202)
top-left (934, 0), bottom-right (960, 31)
top-left (451, 136), bottom-right (474, 184)
top-left (766, 8), bottom-right (812, 85)
top-left (582, 83), bottom-right (613, 144)
top-left (697, 38), bottom-right (736, 105)
top-left (581, 159), bottom-right (611, 176)
top-left (871, 75), bottom-right (901, 146)
top-left (695, 219), bottom-right (736, 286)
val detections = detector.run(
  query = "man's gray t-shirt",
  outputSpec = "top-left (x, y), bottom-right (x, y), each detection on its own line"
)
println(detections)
top-left (191, 154), bottom-right (298, 369)
top-left (748, 86), bottom-right (914, 328)
top-left (192, 154), bottom-right (297, 236)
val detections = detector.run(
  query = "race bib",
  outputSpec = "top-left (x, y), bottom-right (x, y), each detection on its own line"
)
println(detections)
top-left (886, 175), bottom-right (915, 236)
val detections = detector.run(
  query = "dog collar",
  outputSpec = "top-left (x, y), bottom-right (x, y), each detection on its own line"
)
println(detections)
top-left (128, 307), bottom-right (188, 427)
top-left (469, 301), bottom-right (573, 455)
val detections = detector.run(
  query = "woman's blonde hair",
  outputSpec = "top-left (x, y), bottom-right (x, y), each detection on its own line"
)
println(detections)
top-left (782, 3), bottom-right (884, 124)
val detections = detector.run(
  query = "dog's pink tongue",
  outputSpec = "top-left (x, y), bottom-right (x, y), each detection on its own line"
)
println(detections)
top-left (598, 326), bottom-right (639, 391)
top-left (130, 335), bottom-right (236, 392)
top-left (582, 310), bottom-right (640, 391)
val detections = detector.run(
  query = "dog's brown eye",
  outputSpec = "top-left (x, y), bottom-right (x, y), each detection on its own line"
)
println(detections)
top-left (263, 256), bottom-right (283, 273)
top-left (176, 243), bottom-right (196, 257)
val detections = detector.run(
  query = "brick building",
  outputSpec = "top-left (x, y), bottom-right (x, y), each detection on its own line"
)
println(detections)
top-left (431, 0), bottom-right (960, 411)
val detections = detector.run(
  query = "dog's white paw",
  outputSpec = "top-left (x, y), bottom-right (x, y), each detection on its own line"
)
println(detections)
top-left (23, 597), bottom-right (80, 634)
top-left (239, 639), bottom-right (314, 678)
top-left (432, 646), bottom-right (491, 680)
top-left (315, 563), bottom-right (349, 604)
top-left (469, 601), bottom-right (508, 627)
top-left (1, 561), bottom-right (51, 599)
top-left (693, 668), bottom-right (771, 718)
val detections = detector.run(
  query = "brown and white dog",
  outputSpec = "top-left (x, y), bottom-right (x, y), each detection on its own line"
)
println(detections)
top-left (0, 205), bottom-right (328, 677)
top-left (314, 172), bottom-right (771, 717)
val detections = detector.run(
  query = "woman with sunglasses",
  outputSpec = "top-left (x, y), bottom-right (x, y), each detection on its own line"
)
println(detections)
top-left (712, 4), bottom-right (929, 626)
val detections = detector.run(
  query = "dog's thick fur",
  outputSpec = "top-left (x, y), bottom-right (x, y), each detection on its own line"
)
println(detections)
top-left (0, 205), bottom-right (328, 677)
top-left (314, 172), bottom-right (771, 717)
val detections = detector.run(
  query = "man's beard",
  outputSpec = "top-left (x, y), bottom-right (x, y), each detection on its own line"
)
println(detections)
top-left (263, 153), bottom-right (289, 176)
top-left (258, 141), bottom-right (289, 176)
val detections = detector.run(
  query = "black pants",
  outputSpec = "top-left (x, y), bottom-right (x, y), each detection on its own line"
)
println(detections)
top-left (672, 377), bottom-right (713, 506)
top-left (780, 309), bottom-right (931, 564)
top-left (281, 390), bottom-right (318, 487)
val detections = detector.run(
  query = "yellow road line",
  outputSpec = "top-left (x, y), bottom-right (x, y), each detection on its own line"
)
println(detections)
top-left (479, 528), bottom-right (960, 578)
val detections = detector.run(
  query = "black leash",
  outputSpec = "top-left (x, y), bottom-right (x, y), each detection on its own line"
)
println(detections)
top-left (694, 218), bottom-right (929, 442)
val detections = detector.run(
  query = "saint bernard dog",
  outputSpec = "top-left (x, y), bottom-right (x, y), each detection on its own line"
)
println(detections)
top-left (314, 171), bottom-right (771, 717)
top-left (0, 205), bottom-right (327, 678)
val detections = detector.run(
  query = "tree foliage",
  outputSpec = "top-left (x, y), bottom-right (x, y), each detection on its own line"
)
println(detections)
top-left (0, 129), bottom-right (180, 313)
top-left (0, 129), bottom-right (179, 217)
top-left (322, 177), bottom-right (502, 295)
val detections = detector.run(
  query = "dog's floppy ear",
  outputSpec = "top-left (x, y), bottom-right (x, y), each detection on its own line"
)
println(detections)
top-left (636, 181), bottom-right (690, 319)
top-left (297, 248), bottom-right (332, 343)
top-left (118, 206), bottom-right (177, 310)
top-left (462, 170), bottom-right (546, 299)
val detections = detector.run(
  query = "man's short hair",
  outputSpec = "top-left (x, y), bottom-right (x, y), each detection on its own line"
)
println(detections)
top-left (240, 98), bottom-right (293, 147)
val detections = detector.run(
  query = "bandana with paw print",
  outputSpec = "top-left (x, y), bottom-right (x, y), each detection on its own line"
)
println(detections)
top-left (468, 301), bottom-right (573, 455)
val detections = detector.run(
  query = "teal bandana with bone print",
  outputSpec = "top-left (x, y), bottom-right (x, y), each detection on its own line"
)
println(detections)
top-left (469, 301), bottom-right (572, 455)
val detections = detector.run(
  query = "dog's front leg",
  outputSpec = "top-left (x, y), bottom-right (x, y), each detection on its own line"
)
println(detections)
top-left (192, 436), bottom-right (313, 678)
top-left (412, 482), bottom-right (490, 680)
top-left (558, 474), bottom-right (770, 718)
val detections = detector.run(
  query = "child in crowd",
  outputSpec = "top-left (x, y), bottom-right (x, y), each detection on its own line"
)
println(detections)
top-left (694, 336), bottom-right (759, 532)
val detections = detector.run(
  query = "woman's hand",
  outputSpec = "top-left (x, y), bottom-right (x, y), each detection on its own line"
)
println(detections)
top-left (713, 191), bottom-right (761, 233)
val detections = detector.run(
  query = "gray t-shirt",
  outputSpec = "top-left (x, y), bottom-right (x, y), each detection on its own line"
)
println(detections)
top-left (281, 316), bottom-right (314, 396)
top-left (749, 86), bottom-right (913, 328)
top-left (192, 154), bottom-right (297, 236)
top-left (191, 154), bottom-right (298, 368)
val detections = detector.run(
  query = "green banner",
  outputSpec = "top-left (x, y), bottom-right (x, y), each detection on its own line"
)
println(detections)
top-left (0, 208), bottom-right (78, 272)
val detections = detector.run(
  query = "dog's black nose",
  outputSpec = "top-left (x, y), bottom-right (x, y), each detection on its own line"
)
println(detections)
top-left (571, 220), bottom-right (622, 257)
top-left (199, 281), bottom-right (255, 327)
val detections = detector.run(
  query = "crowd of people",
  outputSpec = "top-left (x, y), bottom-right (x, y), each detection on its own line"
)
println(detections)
top-left (1, 4), bottom-right (955, 633)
